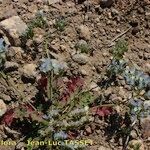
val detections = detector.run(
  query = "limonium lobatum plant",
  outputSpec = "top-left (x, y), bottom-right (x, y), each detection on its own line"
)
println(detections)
top-left (36, 56), bottom-right (93, 150)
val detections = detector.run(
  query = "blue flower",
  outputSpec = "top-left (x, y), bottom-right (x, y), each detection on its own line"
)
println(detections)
top-left (0, 38), bottom-right (7, 53)
top-left (54, 131), bottom-right (68, 140)
top-left (39, 58), bottom-right (66, 74)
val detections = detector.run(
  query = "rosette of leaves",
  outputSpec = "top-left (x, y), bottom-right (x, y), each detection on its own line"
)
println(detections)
top-left (113, 39), bottom-right (128, 60)
top-left (129, 98), bottom-right (150, 122)
top-left (107, 59), bottom-right (126, 77)
top-left (0, 38), bottom-right (7, 68)
top-left (78, 91), bottom-right (93, 107)
top-left (123, 67), bottom-right (150, 90)
top-left (55, 17), bottom-right (66, 32)
top-left (75, 40), bottom-right (90, 54)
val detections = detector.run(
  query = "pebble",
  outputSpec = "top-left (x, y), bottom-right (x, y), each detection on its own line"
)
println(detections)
top-left (20, 64), bottom-right (37, 83)
top-left (100, 0), bottom-right (114, 8)
top-left (141, 117), bottom-right (150, 139)
top-left (72, 54), bottom-right (88, 65)
top-left (78, 25), bottom-right (91, 41)
top-left (4, 61), bottom-right (19, 72)
top-left (98, 146), bottom-right (111, 150)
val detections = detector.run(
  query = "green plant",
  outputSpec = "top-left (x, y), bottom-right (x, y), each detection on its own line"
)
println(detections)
top-left (78, 91), bottom-right (93, 107)
top-left (113, 39), bottom-right (128, 60)
top-left (55, 19), bottom-right (66, 31)
top-left (22, 12), bottom-right (46, 40)
top-left (75, 43), bottom-right (90, 54)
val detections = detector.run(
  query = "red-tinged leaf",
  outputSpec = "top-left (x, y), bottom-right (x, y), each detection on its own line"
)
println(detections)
top-left (71, 76), bottom-right (84, 88)
top-left (23, 104), bottom-right (35, 112)
top-left (59, 76), bottom-right (84, 102)
top-left (67, 131), bottom-right (78, 139)
top-left (38, 76), bottom-right (47, 89)
top-left (91, 106), bottom-right (113, 117)
top-left (67, 81), bottom-right (76, 93)
top-left (2, 109), bottom-right (15, 126)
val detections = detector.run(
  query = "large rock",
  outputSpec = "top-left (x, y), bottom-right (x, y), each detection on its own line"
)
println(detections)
top-left (0, 6), bottom-right (17, 21)
top-left (0, 16), bottom-right (27, 46)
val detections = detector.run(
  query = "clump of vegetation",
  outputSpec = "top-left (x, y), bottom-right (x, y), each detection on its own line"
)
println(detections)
top-left (55, 18), bottom-right (66, 32)
top-left (22, 12), bottom-right (47, 40)
top-left (123, 67), bottom-right (150, 91)
top-left (75, 41), bottom-right (90, 54)
top-left (107, 39), bottom-right (128, 78)
top-left (112, 39), bottom-right (128, 60)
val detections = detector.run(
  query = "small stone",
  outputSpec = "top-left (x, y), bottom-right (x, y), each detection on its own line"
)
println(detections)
top-left (98, 146), bottom-right (111, 150)
top-left (79, 69), bottom-right (88, 76)
top-left (0, 16), bottom-right (27, 46)
top-left (132, 27), bottom-right (140, 35)
top-left (111, 8), bottom-right (119, 16)
top-left (90, 82), bottom-right (100, 92)
top-left (72, 54), bottom-right (88, 65)
top-left (6, 47), bottom-right (23, 61)
top-left (85, 126), bottom-right (92, 135)
top-left (130, 130), bottom-right (138, 139)
top-left (0, 99), bottom-right (7, 117)
top-left (145, 63), bottom-right (150, 73)
top-left (4, 61), bottom-right (19, 72)
top-left (129, 20), bottom-right (138, 27)
top-left (47, 0), bottom-right (61, 5)
top-left (21, 64), bottom-right (37, 83)
top-left (0, 93), bottom-right (11, 102)
top-left (100, 0), bottom-right (114, 8)
top-left (78, 25), bottom-right (91, 41)
top-left (141, 117), bottom-right (150, 139)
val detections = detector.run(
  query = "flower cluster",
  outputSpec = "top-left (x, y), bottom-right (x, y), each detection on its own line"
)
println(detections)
top-left (54, 130), bottom-right (68, 140)
top-left (39, 58), bottom-right (66, 74)
top-left (60, 76), bottom-right (84, 102)
top-left (69, 107), bottom-right (89, 117)
top-left (42, 109), bottom-right (60, 120)
top-left (107, 59), bottom-right (126, 76)
top-left (129, 98), bottom-right (150, 122)
top-left (123, 67), bottom-right (150, 90)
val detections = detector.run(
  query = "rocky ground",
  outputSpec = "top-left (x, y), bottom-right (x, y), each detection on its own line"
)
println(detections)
top-left (0, 0), bottom-right (150, 150)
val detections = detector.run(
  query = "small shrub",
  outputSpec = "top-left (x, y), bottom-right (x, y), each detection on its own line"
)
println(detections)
top-left (113, 39), bottom-right (128, 60)
top-left (22, 12), bottom-right (46, 41)
top-left (55, 18), bottom-right (66, 31)
top-left (75, 42), bottom-right (90, 54)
